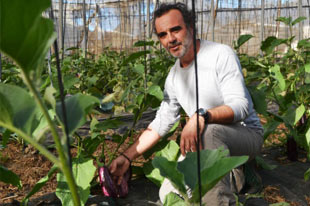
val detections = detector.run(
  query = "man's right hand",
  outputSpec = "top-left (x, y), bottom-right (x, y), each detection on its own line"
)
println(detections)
top-left (109, 155), bottom-right (131, 185)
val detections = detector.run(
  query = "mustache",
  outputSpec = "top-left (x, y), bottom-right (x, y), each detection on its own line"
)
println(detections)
top-left (168, 41), bottom-right (182, 49)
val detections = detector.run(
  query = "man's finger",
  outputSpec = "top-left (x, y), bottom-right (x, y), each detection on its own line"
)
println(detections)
top-left (109, 162), bottom-right (116, 174)
top-left (117, 175), bottom-right (123, 185)
top-left (180, 138), bottom-right (185, 156)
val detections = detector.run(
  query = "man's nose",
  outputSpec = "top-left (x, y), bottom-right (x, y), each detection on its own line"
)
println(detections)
top-left (167, 33), bottom-right (176, 43)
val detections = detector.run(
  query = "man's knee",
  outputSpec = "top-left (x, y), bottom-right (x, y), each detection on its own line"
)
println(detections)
top-left (202, 124), bottom-right (229, 151)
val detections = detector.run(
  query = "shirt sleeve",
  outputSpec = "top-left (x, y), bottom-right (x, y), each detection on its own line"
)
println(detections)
top-left (149, 71), bottom-right (181, 137)
top-left (216, 46), bottom-right (249, 122)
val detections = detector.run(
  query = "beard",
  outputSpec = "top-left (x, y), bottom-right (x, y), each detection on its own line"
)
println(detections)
top-left (167, 30), bottom-right (192, 58)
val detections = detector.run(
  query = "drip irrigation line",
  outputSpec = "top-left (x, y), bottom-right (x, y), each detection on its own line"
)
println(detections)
top-left (49, 5), bottom-right (73, 168)
top-left (191, 0), bottom-right (202, 205)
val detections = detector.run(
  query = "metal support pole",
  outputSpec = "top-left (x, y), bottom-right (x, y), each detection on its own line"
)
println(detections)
top-left (260, 0), bottom-right (265, 55)
top-left (147, 0), bottom-right (151, 39)
top-left (238, 0), bottom-right (242, 36)
top-left (58, 0), bottom-right (63, 58)
top-left (211, 0), bottom-right (215, 41)
top-left (298, 0), bottom-right (303, 40)
top-left (0, 53), bottom-right (2, 82)
top-left (83, 0), bottom-right (87, 58)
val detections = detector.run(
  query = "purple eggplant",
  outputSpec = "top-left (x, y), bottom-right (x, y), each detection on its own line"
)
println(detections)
top-left (99, 166), bottom-right (131, 198)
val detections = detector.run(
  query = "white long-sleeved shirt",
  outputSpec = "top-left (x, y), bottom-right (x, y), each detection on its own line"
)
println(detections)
top-left (149, 40), bottom-right (263, 137)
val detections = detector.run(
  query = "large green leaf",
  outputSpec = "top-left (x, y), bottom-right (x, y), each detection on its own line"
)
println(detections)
top-left (248, 86), bottom-right (267, 115)
top-left (147, 85), bottom-right (164, 101)
top-left (191, 155), bottom-right (248, 202)
top-left (276, 17), bottom-right (292, 26)
top-left (56, 157), bottom-right (96, 206)
top-left (0, 0), bottom-right (56, 74)
top-left (152, 156), bottom-right (187, 196)
top-left (305, 168), bottom-right (310, 181)
top-left (269, 65), bottom-right (286, 91)
top-left (235, 34), bottom-right (254, 50)
top-left (177, 149), bottom-right (229, 190)
top-left (0, 83), bottom-right (40, 135)
top-left (292, 16), bottom-right (307, 26)
top-left (144, 141), bottom-right (180, 186)
top-left (283, 104), bottom-right (305, 127)
top-left (261, 37), bottom-right (287, 55)
top-left (0, 165), bottom-right (22, 189)
top-left (56, 94), bottom-right (100, 135)
top-left (163, 192), bottom-right (187, 206)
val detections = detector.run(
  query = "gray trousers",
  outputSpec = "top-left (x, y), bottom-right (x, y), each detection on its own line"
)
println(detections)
top-left (159, 123), bottom-right (264, 206)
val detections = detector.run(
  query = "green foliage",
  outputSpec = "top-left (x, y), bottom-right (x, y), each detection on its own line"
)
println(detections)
top-left (56, 157), bottom-right (96, 206)
top-left (164, 192), bottom-right (187, 206)
top-left (152, 148), bottom-right (248, 205)
top-left (0, 0), bottom-right (56, 74)
top-left (0, 165), bottom-right (22, 189)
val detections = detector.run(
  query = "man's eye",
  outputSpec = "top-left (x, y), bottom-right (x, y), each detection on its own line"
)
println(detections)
top-left (158, 33), bottom-right (166, 38)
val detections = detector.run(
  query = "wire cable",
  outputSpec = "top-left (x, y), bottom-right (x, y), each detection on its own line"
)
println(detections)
top-left (191, 0), bottom-right (202, 205)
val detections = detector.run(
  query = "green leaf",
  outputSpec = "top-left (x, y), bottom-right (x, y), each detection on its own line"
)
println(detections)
top-left (270, 202), bottom-right (290, 206)
top-left (0, 165), bottom-right (22, 189)
top-left (191, 154), bottom-right (248, 202)
top-left (44, 86), bottom-right (56, 108)
top-left (0, 0), bottom-right (56, 74)
top-left (143, 160), bottom-right (164, 187)
top-left (236, 34), bottom-right (254, 50)
top-left (255, 156), bottom-right (277, 170)
top-left (134, 40), bottom-right (155, 47)
top-left (95, 119), bottom-right (124, 132)
top-left (56, 157), bottom-right (96, 206)
top-left (163, 192), bottom-right (186, 206)
top-left (305, 64), bottom-right (310, 73)
top-left (283, 104), bottom-right (305, 127)
top-left (305, 168), bottom-right (310, 181)
top-left (152, 156), bottom-right (187, 196)
top-left (177, 148), bottom-right (229, 191)
top-left (147, 85), bottom-right (164, 101)
top-left (144, 141), bottom-right (180, 186)
top-left (261, 37), bottom-right (287, 55)
top-left (0, 83), bottom-right (40, 135)
top-left (133, 64), bottom-right (145, 75)
top-left (248, 86), bottom-right (267, 115)
top-left (276, 17), bottom-right (292, 25)
top-left (23, 165), bottom-right (58, 203)
top-left (292, 16), bottom-right (307, 26)
top-left (56, 94), bottom-right (100, 135)
top-left (297, 39), bottom-right (310, 49)
top-left (263, 120), bottom-right (281, 140)
top-left (122, 50), bottom-right (150, 66)
top-left (269, 65), bottom-right (286, 91)
top-left (305, 127), bottom-right (310, 149)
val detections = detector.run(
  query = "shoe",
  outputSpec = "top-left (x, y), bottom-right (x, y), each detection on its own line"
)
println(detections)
top-left (241, 160), bottom-right (263, 194)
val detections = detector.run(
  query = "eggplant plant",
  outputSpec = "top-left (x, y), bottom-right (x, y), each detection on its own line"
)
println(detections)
top-left (0, 0), bottom-right (101, 205)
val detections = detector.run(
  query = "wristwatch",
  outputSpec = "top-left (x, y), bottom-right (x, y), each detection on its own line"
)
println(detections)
top-left (197, 108), bottom-right (209, 123)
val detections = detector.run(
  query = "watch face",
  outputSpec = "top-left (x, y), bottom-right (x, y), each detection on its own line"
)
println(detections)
top-left (198, 108), bottom-right (205, 116)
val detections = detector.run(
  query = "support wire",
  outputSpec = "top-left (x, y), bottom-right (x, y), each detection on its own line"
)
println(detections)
top-left (191, 0), bottom-right (202, 205)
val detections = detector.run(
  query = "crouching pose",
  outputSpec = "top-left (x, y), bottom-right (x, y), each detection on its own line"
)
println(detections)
top-left (109, 3), bottom-right (263, 205)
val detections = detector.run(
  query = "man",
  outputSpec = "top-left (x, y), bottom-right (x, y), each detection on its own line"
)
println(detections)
top-left (109, 3), bottom-right (264, 205)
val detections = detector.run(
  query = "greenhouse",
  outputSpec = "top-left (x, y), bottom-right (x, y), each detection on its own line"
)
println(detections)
top-left (0, 0), bottom-right (310, 205)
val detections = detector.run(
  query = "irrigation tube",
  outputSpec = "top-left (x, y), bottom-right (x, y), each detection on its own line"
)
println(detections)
top-left (191, 0), bottom-right (202, 205)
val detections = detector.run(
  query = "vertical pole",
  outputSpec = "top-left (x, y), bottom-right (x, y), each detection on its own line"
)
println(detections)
top-left (147, 0), bottom-right (151, 39)
top-left (298, 0), bottom-right (303, 40)
top-left (200, 0), bottom-right (204, 38)
top-left (0, 53), bottom-right (2, 82)
top-left (211, 0), bottom-right (215, 41)
top-left (238, 0), bottom-right (242, 36)
top-left (83, 0), bottom-right (87, 58)
top-left (62, 0), bottom-right (67, 59)
top-left (58, 0), bottom-right (63, 59)
top-left (260, 0), bottom-right (265, 55)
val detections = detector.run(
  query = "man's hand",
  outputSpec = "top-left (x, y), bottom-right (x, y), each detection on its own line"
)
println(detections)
top-left (180, 113), bottom-right (205, 156)
top-left (109, 155), bottom-right (131, 185)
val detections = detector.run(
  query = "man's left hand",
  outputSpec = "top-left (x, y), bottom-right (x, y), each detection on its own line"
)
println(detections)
top-left (180, 113), bottom-right (205, 156)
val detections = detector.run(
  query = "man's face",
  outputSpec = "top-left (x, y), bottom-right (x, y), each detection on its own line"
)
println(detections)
top-left (155, 9), bottom-right (193, 58)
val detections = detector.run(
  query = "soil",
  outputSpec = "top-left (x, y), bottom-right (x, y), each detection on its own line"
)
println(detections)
top-left (1, 114), bottom-right (310, 206)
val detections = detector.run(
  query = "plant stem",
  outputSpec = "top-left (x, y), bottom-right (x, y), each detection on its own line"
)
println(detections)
top-left (0, 122), bottom-right (60, 167)
top-left (22, 72), bottom-right (81, 206)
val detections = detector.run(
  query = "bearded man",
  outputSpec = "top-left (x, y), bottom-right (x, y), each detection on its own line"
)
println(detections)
top-left (109, 3), bottom-right (264, 205)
